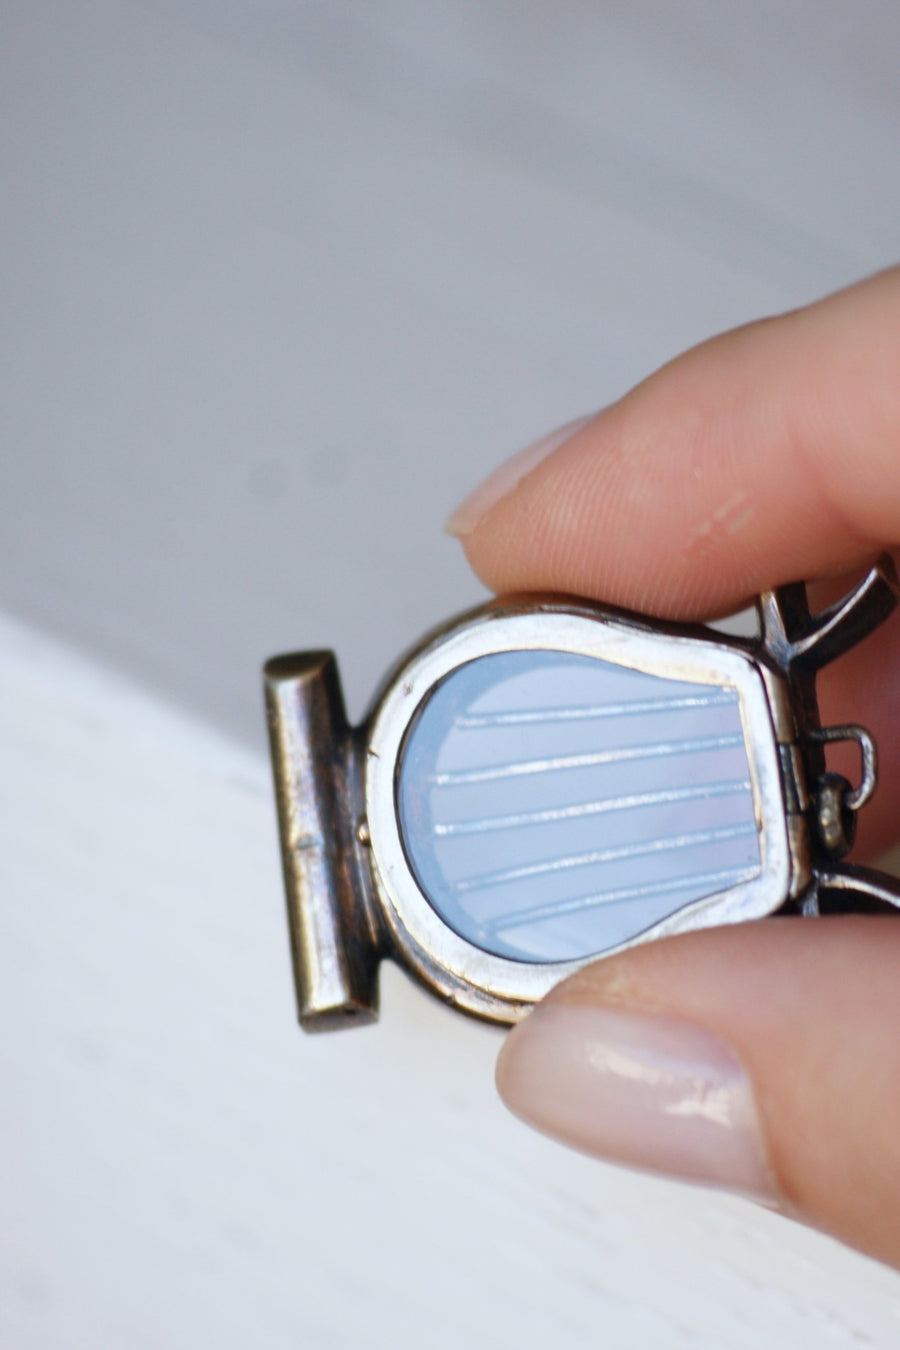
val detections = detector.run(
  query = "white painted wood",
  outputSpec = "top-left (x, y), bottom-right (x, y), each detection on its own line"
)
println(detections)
top-left (3, 613), bottom-right (900, 1350)
top-left (2, 3), bottom-right (900, 1344)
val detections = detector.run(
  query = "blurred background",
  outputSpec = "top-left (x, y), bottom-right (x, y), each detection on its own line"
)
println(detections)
top-left (2, 4), bottom-right (900, 1348)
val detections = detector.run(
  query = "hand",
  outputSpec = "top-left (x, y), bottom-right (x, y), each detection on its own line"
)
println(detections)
top-left (447, 266), bottom-right (900, 1267)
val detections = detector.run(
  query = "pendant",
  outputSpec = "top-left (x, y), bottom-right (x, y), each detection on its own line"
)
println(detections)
top-left (263, 557), bottom-right (900, 1030)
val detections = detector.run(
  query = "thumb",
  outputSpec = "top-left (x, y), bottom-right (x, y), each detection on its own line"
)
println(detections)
top-left (496, 917), bottom-right (900, 1267)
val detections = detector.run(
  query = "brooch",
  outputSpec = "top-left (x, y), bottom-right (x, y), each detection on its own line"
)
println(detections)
top-left (264, 557), bottom-right (900, 1030)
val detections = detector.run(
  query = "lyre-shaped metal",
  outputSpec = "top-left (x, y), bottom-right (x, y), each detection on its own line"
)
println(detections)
top-left (264, 556), bottom-right (900, 1030)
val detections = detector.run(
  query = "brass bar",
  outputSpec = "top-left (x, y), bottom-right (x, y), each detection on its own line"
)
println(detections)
top-left (263, 652), bottom-right (379, 1030)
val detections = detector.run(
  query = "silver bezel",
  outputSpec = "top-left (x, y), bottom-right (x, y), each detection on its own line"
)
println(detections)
top-left (364, 601), bottom-right (791, 1023)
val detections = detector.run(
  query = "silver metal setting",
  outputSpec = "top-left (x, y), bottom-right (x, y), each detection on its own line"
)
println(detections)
top-left (365, 606), bottom-right (789, 1021)
top-left (264, 556), bottom-right (900, 1031)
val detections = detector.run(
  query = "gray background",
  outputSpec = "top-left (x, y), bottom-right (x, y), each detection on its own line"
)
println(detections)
top-left (3, 0), bottom-right (899, 734)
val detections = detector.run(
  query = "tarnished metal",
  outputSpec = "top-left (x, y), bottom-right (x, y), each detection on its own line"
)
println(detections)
top-left (263, 653), bottom-right (380, 1029)
top-left (264, 556), bottom-right (900, 1030)
top-left (814, 773), bottom-right (857, 859)
top-left (810, 724), bottom-right (877, 812)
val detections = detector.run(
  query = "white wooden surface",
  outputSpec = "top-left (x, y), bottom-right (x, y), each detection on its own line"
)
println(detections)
top-left (5, 612), bottom-right (900, 1350)
top-left (2, 4), bottom-right (900, 1346)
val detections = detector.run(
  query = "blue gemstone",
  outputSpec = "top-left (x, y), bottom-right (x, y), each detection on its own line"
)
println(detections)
top-left (396, 650), bottom-right (760, 962)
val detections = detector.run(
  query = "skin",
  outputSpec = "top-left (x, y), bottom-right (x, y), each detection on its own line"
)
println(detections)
top-left (453, 266), bottom-right (900, 1266)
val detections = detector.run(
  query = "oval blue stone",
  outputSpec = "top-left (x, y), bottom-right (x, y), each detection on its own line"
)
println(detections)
top-left (396, 650), bottom-right (760, 962)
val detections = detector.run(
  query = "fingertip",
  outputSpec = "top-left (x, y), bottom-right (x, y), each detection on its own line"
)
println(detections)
top-left (495, 919), bottom-right (900, 1267)
top-left (496, 993), bottom-right (779, 1202)
top-left (445, 414), bottom-right (596, 539)
top-left (454, 269), bottom-right (900, 618)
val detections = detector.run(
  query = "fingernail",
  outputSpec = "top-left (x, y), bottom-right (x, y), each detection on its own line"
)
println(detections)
top-left (445, 414), bottom-right (594, 537)
top-left (496, 1003), bottom-right (777, 1202)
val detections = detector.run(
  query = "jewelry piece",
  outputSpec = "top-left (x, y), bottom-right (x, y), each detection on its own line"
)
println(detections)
top-left (264, 557), bottom-right (900, 1031)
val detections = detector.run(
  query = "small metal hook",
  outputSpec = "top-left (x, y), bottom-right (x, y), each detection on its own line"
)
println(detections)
top-left (809, 723), bottom-right (878, 812)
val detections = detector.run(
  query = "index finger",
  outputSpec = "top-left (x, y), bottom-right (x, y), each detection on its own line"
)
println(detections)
top-left (449, 267), bottom-right (900, 619)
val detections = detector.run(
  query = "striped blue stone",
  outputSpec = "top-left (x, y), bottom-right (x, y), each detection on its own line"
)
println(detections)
top-left (396, 650), bottom-right (760, 962)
